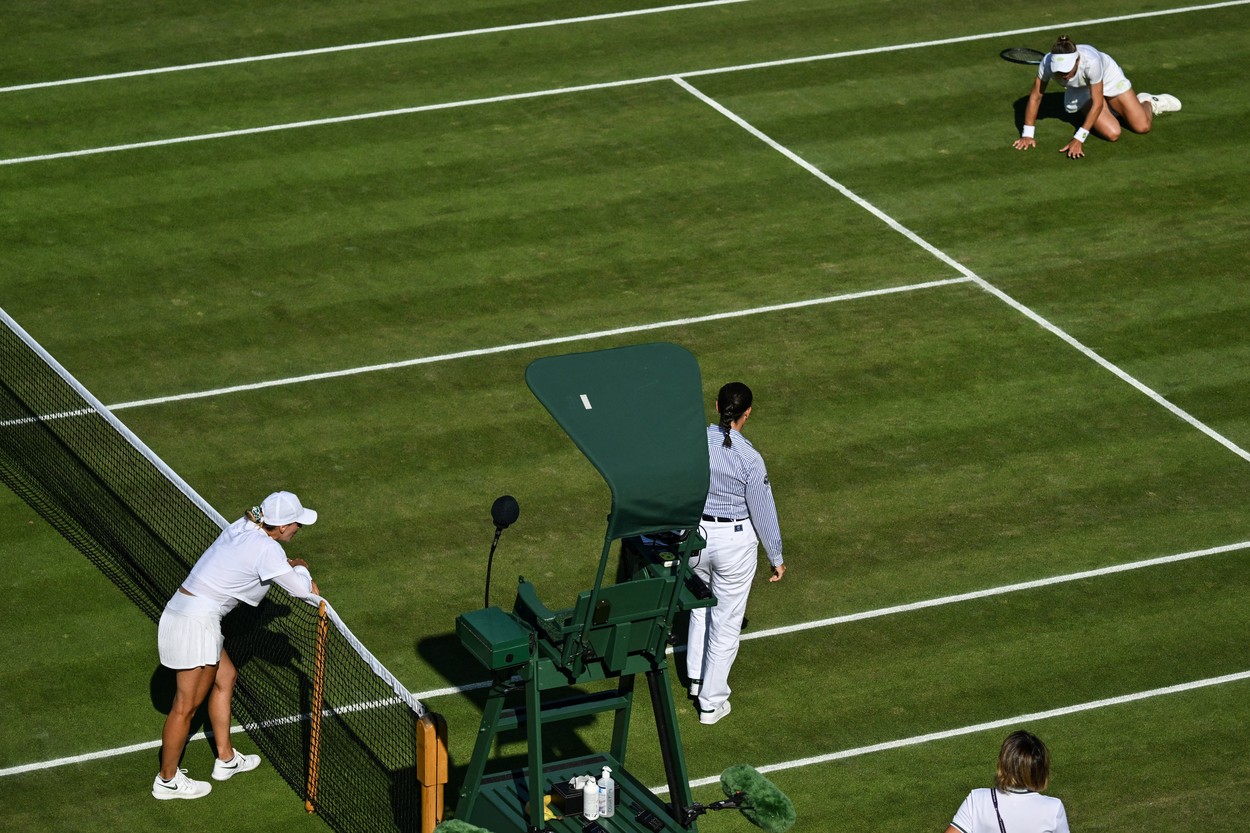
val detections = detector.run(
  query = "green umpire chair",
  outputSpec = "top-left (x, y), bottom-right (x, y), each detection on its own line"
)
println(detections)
top-left (455, 343), bottom-right (715, 833)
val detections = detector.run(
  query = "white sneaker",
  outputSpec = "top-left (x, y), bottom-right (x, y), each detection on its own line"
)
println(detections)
top-left (1138, 92), bottom-right (1182, 115)
top-left (153, 769), bottom-right (212, 800)
top-left (698, 701), bottom-right (731, 725)
top-left (212, 749), bottom-right (262, 781)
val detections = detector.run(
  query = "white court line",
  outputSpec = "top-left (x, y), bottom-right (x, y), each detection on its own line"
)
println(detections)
top-left (666, 669), bottom-right (1250, 793)
top-left (5, 538), bottom-right (1246, 778)
top-left (738, 540), bottom-right (1250, 643)
top-left (105, 278), bottom-right (970, 411)
top-left (672, 76), bottom-right (1250, 466)
top-left (4, 1), bottom-right (1248, 166)
top-left (0, 1), bottom-right (751, 94)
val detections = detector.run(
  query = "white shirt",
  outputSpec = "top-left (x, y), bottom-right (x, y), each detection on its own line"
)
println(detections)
top-left (1039, 44), bottom-right (1109, 89)
top-left (950, 788), bottom-right (1070, 833)
top-left (181, 517), bottom-right (315, 611)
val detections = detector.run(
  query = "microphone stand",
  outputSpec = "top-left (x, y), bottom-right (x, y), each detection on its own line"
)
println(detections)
top-left (484, 526), bottom-right (503, 609)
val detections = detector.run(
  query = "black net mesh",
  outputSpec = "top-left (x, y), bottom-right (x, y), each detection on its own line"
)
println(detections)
top-left (0, 310), bottom-right (426, 833)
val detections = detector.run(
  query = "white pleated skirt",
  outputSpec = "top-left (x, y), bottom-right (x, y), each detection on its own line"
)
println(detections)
top-left (157, 591), bottom-right (228, 670)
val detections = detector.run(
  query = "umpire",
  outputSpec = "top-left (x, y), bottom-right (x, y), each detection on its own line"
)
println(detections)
top-left (686, 381), bottom-right (785, 725)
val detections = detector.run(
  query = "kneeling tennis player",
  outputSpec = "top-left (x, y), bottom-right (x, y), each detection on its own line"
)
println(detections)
top-left (1013, 35), bottom-right (1180, 159)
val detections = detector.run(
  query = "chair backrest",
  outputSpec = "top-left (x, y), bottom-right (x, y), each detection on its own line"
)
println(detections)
top-left (513, 574), bottom-right (680, 678)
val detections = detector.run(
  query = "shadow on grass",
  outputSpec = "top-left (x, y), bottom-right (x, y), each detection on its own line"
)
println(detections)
top-left (1013, 92), bottom-right (1104, 139)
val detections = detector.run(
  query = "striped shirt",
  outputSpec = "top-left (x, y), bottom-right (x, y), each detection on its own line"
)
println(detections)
top-left (704, 424), bottom-right (784, 566)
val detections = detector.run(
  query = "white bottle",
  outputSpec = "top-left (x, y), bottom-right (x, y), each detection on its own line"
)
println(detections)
top-left (598, 766), bottom-right (615, 818)
top-left (582, 773), bottom-right (600, 820)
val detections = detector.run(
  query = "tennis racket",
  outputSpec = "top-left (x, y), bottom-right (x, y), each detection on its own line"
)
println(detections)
top-left (1000, 47), bottom-right (1044, 65)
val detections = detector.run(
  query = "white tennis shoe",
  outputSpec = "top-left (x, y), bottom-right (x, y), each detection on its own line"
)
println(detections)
top-left (152, 769), bottom-right (212, 800)
top-left (212, 749), bottom-right (262, 781)
top-left (1138, 92), bottom-right (1182, 115)
top-left (698, 701), bottom-right (732, 725)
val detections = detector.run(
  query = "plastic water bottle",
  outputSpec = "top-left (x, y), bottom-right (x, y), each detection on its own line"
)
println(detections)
top-left (598, 766), bottom-right (615, 818)
top-left (583, 773), bottom-right (600, 820)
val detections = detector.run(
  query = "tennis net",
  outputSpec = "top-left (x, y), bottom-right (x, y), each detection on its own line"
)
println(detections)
top-left (0, 306), bottom-right (427, 833)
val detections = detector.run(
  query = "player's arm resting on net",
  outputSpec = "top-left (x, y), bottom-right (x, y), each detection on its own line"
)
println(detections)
top-left (273, 559), bottom-right (319, 598)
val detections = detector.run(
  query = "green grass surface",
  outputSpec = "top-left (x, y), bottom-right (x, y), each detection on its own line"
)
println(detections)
top-left (3, 1), bottom-right (1250, 832)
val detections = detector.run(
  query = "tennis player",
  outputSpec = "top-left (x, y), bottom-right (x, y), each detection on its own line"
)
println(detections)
top-left (1013, 35), bottom-right (1180, 158)
top-left (153, 491), bottom-right (320, 800)
top-left (945, 731), bottom-right (1070, 833)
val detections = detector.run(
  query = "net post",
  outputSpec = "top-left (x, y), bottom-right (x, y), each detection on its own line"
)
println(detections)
top-left (417, 712), bottom-right (449, 833)
top-left (305, 599), bottom-right (330, 813)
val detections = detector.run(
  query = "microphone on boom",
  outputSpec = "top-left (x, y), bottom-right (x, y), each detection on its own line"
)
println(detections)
top-left (484, 495), bottom-right (520, 609)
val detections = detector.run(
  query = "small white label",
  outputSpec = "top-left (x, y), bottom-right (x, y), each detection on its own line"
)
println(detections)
top-left (580, 394), bottom-right (592, 409)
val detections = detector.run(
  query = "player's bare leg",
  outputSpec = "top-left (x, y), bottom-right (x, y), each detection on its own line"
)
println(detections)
top-left (208, 649), bottom-right (238, 762)
top-left (1109, 89), bottom-right (1153, 135)
top-left (160, 664), bottom-right (217, 779)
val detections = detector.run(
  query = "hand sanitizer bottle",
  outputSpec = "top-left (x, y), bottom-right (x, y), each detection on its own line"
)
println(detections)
top-left (598, 766), bottom-right (615, 818)
top-left (583, 773), bottom-right (600, 820)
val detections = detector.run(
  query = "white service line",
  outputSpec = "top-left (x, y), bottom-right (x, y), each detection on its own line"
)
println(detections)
top-left (106, 278), bottom-right (969, 411)
top-left (0, 1), bottom-right (751, 94)
top-left (4, 1), bottom-right (1248, 166)
top-left (673, 76), bottom-right (1250, 466)
top-left (5, 538), bottom-right (1246, 778)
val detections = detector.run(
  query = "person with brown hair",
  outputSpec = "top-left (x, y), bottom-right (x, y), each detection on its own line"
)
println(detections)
top-left (685, 382), bottom-right (786, 726)
top-left (945, 730), bottom-right (1070, 833)
top-left (1013, 35), bottom-right (1180, 158)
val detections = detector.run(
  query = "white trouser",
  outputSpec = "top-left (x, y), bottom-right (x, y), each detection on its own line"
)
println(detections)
top-left (686, 519), bottom-right (759, 712)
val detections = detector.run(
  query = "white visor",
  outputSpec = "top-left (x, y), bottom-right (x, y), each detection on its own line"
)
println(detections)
top-left (1049, 51), bottom-right (1079, 73)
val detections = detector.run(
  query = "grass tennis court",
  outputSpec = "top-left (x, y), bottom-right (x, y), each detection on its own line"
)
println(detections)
top-left (3, 1), bottom-right (1250, 831)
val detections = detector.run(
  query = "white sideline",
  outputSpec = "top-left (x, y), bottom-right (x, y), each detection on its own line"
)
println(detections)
top-left (4, 1), bottom-right (1249, 166)
top-left (0, 1), bottom-right (751, 94)
top-left (3, 538), bottom-right (1247, 778)
top-left (667, 669), bottom-right (1250, 794)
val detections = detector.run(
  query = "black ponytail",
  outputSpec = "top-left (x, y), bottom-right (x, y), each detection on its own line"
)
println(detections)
top-left (716, 382), bottom-right (754, 447)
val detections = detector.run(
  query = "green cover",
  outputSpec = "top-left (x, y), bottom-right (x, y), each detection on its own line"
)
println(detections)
top-left (526, 342), bottom-right (709, 541)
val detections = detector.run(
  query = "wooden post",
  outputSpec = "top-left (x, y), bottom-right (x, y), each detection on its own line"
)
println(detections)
top-left (417, 712), bottom-right (449, 833)
top-left (305, 600), bottom-right (330, 813)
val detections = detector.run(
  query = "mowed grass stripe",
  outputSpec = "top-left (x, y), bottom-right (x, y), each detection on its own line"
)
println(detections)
top-left (103, 278), bottom-right (970, 411)
top-left (5, 2), bottom-right (1248, 166)
top-left (673, 77), bottom-right (1250, 465)
top-left (0, 1), bottom-right (752, 94)
top-left (6, 537), bottom-right (1246, 777)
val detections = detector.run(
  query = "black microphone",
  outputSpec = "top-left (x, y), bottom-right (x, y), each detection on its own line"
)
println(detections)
top-left (485, 495), bottom-right (520, 608)
top-left (491, 495), bottom-right (520, 530)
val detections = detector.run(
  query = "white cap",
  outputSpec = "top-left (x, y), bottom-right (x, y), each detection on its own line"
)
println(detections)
top-left (1049, 51), bottom-right (1079, 73)
top-left (260, 491), bottom-right (318, 526)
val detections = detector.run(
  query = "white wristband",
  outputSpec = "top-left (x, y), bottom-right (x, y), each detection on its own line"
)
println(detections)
top-left (1074, 127), bottom-right (1090, 142)
top-left (1021, 125), bottom-right (1035, 139)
